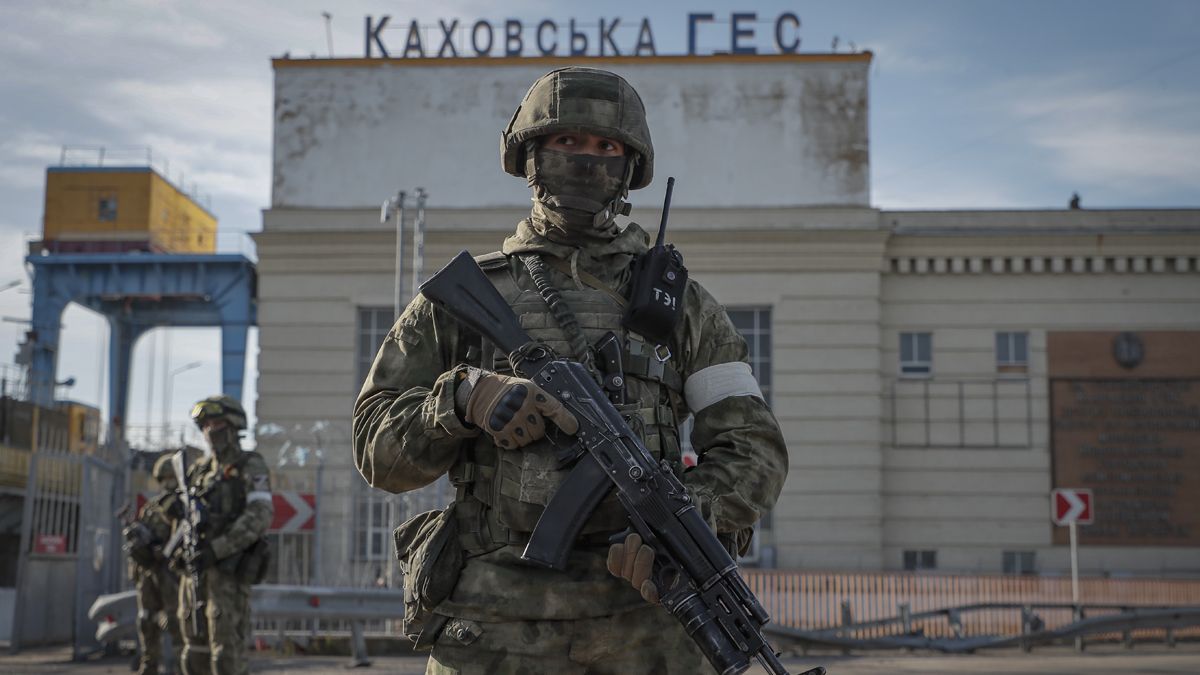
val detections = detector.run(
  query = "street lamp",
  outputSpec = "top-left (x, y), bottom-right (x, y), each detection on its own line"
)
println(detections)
top-left (164, 361), bottom-right (203, 446)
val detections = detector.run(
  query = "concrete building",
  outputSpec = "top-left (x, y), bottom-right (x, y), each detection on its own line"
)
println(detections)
top-left (254, 53), bottom-right (1200, 586)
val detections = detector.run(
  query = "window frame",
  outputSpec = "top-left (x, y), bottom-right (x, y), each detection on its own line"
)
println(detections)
top-left (1002, 550), bottom-right (1037, 575)
top-left (352, 491), bottom-right (390, 562)
top-left (899, 331), bottom-right (933, 378)
top-left (725, 306), bottom-right (772, 405)
top-left (902, 549), bottom-right (938, 571)
top-left (995, 331), bottom-right (1030, 375)
top-left (356, 306), bottom-right (396, 387)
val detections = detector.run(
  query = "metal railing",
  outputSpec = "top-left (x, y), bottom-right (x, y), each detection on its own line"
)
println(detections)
top-left (89, 585), bottom-right (406, 666)
top-left (886, 377), bottom-right (1034, 448)
top-left (58, 145), bottom-right (212, 211)
top-left (768, 603), bottom-right (1200, 652)
top-left (742, 570), bottom-right (1200, 638)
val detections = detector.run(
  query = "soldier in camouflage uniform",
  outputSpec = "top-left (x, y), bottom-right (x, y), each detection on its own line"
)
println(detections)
top-left (353, 67), bottom-right (788, 674)
top-left (125, 454), bottom-right (184, 675)
top-left (174, 396), bottom-right (273, 675)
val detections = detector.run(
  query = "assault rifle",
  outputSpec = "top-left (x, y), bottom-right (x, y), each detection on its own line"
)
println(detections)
top-left (166, 450), bottom-right (204, 635)
top-left (420, 251), bottom-right (824, 675)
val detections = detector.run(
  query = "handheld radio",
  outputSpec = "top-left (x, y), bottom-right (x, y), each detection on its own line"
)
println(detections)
top-left (623, 177), bottom-right (687, 345)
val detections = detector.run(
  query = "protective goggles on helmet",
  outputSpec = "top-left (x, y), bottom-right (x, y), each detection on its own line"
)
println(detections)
top-left (190, 400), bottom-right (226, 425)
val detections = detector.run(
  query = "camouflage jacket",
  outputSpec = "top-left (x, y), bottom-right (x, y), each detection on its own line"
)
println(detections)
top-left (128, 491), bottom-right (179, 579)
top-left (353, 220), bottom-right (788, 621)
top-left (189, 451), bottom-right (274, 561)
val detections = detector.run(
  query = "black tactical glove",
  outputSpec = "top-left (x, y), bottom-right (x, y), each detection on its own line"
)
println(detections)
top-left (456, 367), bottom-right (578, 448)
top-left (607, 532), bottom-right (659, 604)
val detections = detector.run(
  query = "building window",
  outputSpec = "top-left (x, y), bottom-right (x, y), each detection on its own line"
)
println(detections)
top-left (353, 493), bottom-right (389, 561)
top-left (996, 331), bottom-right (1029, 374)
top-left (357, 306), bottom-right (395, 386)
top-left (899, 332), bottom-right (932, 376)
top-left (1002, 550), bottom-right (1037, 575)
top-left (903, 549), bottom-right (937, 571)
top-left (98, 195), bottom-right (117, 222)
top-left (726, 307), bottom-right (772, 404)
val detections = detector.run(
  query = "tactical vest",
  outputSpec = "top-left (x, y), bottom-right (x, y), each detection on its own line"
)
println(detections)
top-left (192, 454), bottom-right (252, 538)
top-left (451, 253), bottom-right (687, 555)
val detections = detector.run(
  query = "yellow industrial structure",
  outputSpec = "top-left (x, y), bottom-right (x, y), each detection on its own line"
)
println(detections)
top-left (42, 166), bottom-right (216, 253)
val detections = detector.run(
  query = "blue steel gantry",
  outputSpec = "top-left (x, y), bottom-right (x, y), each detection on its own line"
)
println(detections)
top-left (26, 253), bottom-right (256, 447)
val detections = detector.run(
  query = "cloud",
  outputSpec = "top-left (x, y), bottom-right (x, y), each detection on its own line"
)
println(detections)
top-left (867, 38), bottom-right (969, 76)
top-left (996, 78), bottom-right (1200, 196)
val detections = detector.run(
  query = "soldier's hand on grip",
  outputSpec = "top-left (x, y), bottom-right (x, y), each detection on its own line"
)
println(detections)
top-left (462, 369), bottom-right (578, 449)
top-left (607, 532), bottom-right (659, 604)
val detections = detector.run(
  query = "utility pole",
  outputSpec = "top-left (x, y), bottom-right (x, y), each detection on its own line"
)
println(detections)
top-left (412, 188), bottom-right (427, 293)
top-left (382, 192), bottom-right (407, 319)
top-left (322, 12), bottom-right (334, 57)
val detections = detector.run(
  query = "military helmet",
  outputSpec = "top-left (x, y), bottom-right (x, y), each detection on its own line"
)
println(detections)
top-left (190, 395), bottom-right (247, 430)
top-left (501, 67), bottom-right (654, 189)
top-left (152, 454), bottom-right (175, 481)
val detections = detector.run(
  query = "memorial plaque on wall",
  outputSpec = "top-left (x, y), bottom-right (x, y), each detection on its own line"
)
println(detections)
top-left (1049, 331), bottom-right (1200, 546)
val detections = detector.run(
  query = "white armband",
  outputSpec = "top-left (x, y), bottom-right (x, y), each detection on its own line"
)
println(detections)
top-left (684, 362), bottom-right (763, 413)
top-left (247, 491), bottom-right (272, 503)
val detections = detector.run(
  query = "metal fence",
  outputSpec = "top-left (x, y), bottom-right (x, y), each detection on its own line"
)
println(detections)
top-left (10, 427), bottom-right (124, 656)
top-left (254, 422), bottom-right (450, 590)
top-left (743, 570), bottom-right (1200, 640)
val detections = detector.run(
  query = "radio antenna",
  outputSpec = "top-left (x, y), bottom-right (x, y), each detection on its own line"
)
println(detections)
top-left (656, 176), bottom-right (675, 248)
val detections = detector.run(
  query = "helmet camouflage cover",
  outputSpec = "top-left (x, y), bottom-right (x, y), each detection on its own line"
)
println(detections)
top-left (501, 67), bottom-right (654, 189)
top-left (190, 394), bottom-right (247, 430)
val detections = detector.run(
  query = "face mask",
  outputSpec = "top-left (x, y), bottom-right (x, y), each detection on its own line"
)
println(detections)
top-left (204, 424), bottom-right (241, 463)
top-left (527, 147), bottom-right (631, 245)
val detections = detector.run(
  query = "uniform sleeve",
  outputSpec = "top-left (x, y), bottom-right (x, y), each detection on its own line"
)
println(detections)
top-left (675, 282), bottom-right (789, 538)
top-left (352, 295), bottom-right (480, 494)
top-left (211, 452), bottom-right (274, 560)
top-left (143, 500), bottom-right (174, 543)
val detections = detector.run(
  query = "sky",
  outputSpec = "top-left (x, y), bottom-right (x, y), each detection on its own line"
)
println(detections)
top-left (0, 0), bottom-right (1197, 446)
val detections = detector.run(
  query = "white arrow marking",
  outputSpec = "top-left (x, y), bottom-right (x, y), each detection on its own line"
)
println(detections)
top-left (1058, 490), bottom-right (1086, 524)
top-left (278, 492), bottom-right (315, 532)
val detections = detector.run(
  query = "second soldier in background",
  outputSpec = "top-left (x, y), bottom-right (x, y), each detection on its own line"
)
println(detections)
top-left (124, 454), bottom-right (184, 674)
top-left (169, 396), bottom-right (273, 675)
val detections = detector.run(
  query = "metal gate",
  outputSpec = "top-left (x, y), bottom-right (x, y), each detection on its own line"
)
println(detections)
top-left (11, 446), bottom-right (123, 657)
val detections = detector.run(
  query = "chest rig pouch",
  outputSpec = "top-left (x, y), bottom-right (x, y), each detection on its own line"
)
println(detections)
top-left (194, 454), bottom-right (272, 584)
top-left (393, 504), bottom-right (461, 649)
top-left (450, 251), bottom-right (686, 555)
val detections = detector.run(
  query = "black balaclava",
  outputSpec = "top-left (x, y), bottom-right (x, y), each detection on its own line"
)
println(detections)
top-left (204, 423), bottom-right (242, 464)
top-left (525, 141), bottom-right (637, 246)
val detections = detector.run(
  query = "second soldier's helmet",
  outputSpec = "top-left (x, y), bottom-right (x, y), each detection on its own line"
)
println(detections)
top-left (152, 453), bottom-right (175, 481)
top-left (190, 395), bottom-right (247, 431)
top-left (500, 67), bottom-right (654, 190)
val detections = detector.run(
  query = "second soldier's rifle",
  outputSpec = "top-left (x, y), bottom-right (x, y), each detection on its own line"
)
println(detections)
top-left (165, 450), bottom-right (204, 635)
top-left (420, 252), bottom-right (824, 675)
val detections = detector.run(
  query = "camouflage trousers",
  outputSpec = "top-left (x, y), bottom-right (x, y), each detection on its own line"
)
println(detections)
top-left (425, 604), bottom-right (716, 675)
top-left (135, 567), bottom-right (181, 675)
top-left (177, 566), bottom-right (251, 675)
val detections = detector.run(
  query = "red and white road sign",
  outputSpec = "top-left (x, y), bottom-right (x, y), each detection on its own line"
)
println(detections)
top-left (34, 533), bottom-right (68, 554)
top-left (270, 492), bottom-right (316, 532)
top-left (1052, 488), bottom-right (1094, 526)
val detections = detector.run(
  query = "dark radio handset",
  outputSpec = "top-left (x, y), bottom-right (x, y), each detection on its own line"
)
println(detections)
top-left (623, 177), bottom-right (688, 348)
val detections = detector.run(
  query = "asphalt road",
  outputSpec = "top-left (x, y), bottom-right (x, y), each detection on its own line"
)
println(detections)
top-left (4, 644), bottom-right (1199, 674)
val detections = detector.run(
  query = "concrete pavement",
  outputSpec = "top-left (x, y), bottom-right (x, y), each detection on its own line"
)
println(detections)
top-left (3, 643), bottom-right (1198, 674)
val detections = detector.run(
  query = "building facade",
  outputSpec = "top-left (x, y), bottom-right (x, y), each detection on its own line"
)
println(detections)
top-left (255, 53), bottom-right (1200, 586)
